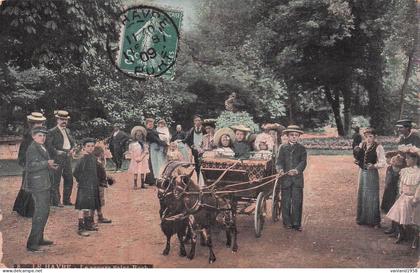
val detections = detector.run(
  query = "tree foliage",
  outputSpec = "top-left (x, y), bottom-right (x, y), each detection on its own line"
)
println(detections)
top-left (0, 0), bottom-right (417, 138)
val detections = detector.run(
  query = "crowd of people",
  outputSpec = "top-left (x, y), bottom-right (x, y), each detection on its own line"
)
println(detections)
top-left (12, 111), bottom-right (115, 251)
top-left (353, 119), bottom-right (420, 250)
top-left (10, 109), bottom-right (420, 253)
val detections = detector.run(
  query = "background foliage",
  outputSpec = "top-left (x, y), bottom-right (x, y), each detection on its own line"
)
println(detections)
top-left (0, 0), bottom-right (417, 139)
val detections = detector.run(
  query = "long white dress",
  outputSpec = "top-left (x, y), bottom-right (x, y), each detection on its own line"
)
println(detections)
top-left (386, 166), bottom-right (420, 225)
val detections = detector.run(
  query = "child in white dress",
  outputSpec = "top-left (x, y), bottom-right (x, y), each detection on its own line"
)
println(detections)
top-left (386, 145), bottom-right (420, 249)
top-left (128, 126), bottom-right (149, 189)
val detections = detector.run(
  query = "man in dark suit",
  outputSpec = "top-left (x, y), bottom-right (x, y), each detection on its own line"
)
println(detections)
top-left (13, 112), bottom-right (46, 217)
top-left (276, 125), bottom-right (307, 231)
top-left (46, 110), bottom-right (76, 207)
top-left (396, 119), bottom-right (420, 147)
top-left (108, 124), bottom-right (130, 172)
top-left (24, 126), bottom-right (58, 252)
top-left (183, 115), bottom-right (206, 179)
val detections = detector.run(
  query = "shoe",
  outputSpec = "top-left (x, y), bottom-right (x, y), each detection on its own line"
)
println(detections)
top-left (395, 232), bottom-right (404, 244)
top-left (39, 239), bottom-right (54, 246)
top-left (57, 203), bottom-right (64, 208)
top-left (384, 227), bottom-right (395, 234)
top-left (85, 216), bottom-right (99, 231)
top-left (27, 245), bottom-right (44, 252)
top-left (388, 233), bottom-right (398, 238)
top-left (293, 226), bottom-right (303, 231)
top-left (78, 219), bottom-right (90, 237)
top-left (411, 234), bottom-right (419, 249)
top-left (98, 216), bottom-right (112, 224)
top-left (78, 230), bottom-right (90, 237)
top-left (283, 224), bottom-right (293, 229)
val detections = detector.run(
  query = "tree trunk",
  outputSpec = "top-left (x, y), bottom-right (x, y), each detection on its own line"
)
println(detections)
top-left (343, 90), bottom-right (352, 137)
top-left (398, 1), bottom-right (418, 119)
top-left (286, 83), bottom-right (294, 123)
top-left (325, 88), bottom-right (345, 136)
top-left (363, 39), bottom-right (390, 135)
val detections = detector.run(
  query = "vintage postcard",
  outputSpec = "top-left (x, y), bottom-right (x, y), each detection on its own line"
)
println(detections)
top-left (0, 0), bottom-right (419, 271)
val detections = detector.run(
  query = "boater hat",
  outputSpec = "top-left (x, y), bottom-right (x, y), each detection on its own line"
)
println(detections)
top-left (131, 126), bottom-right (147, 139)
top-left (230, 124), bottom-right (251, 133)
top-left (54, 110), bottom-right (70, 120)
top-left (395, 119), bottom-right (413, 128)
top-left (283, 125), bottom-right (304, 135)
top-left (31, 126), bottom-right (48, 135)
top-left (262, 123), bottom-right (286, 133)
top-left (27, 112), bottom-right (46, 122)
top-left (214, 128), bottom-right (235, 146)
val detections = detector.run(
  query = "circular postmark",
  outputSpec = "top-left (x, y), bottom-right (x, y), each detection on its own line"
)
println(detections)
top-left (107, 5), bottom-right (182, 79)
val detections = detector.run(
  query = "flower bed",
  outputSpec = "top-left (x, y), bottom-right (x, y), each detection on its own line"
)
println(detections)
top-left (300, 136), bottom-right (399, 151)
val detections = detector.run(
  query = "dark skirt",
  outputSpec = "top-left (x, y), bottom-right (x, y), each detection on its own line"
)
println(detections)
top-left (381, 166), bottom-right (400, 213)
top-left (12, 174), bottom-right (34, 218)
top-left (75, 186), bottom-right (100, 210)
top-left (13, 189), bottom-right (34, 217)
top-left (356, 168), bottom-right (381, 225)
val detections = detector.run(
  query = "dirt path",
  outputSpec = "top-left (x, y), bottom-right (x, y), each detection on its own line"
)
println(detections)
top-left (0, 156), bottom-right (418, 268)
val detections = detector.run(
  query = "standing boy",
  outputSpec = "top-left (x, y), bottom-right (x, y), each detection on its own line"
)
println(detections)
top-left (73, 138), bottom-right (101, 237)
top-left (276, 125), bottom-right (307, 231)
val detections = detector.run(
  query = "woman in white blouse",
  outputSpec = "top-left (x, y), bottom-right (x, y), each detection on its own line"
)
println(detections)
top-left (353, 128), bottom-right (386, 228)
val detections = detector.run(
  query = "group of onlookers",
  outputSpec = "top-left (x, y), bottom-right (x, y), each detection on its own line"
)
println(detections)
top-left (13, 111), bottom-right (114, 252)
top-left (353, 119), bottom-right (420, 250)
top-left (13, 109), bottom-right (419, 254)
top-left (119, 116), bottom-right (309, 232)
top-left (123, 116), bottom-right (289, 187)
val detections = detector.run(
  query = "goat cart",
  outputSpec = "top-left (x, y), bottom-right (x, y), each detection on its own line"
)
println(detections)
top-left (200, 156), bottom-right (282, 238)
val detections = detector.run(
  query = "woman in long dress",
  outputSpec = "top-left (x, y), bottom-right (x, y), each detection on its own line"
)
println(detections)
top-left (145, 118), bottom-right (167, 181)
top-left (386, 145), bottom-right (420, 249)
top-left (353, 128), bottom-right (386, 227)
top-left (171, 124), bottom-right (190, 161)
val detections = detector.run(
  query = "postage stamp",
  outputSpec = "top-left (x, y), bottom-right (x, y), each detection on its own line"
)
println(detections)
top-left (116, 5), bottom-right (183, 79)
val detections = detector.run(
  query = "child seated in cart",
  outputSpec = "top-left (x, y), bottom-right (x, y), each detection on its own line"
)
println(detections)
top-left (251, 140), bottom-right (273, 160)
top-left (231, 125), bottom-right (252, 159)
top-left (203, 128), bottom-right (235, 158)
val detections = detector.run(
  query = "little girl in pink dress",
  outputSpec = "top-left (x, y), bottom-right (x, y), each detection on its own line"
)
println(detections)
top-left (128, 126), bottom-right (149, 189)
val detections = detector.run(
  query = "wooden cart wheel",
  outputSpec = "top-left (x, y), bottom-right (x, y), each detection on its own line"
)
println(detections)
top-left (254, 192), bottom-right (266, 238)
top-left (271, 179), bottom-right (281, 222)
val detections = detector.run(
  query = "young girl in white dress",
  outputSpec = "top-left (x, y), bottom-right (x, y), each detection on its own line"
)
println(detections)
top-left (128, 126), bottom-right (149, 190)
top-left (386, 145), bottom-right (420, 249)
